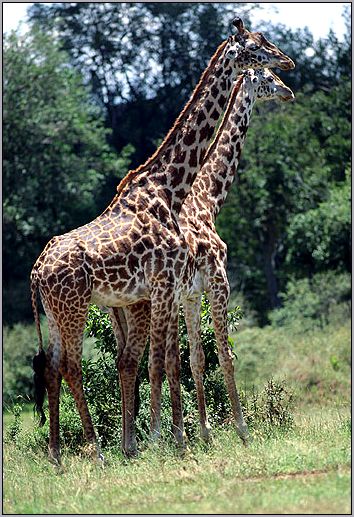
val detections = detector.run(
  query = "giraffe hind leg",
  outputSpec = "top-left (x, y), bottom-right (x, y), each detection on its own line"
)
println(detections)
top-left (38, 300), bottom-right (63, 464)
top-left (57, 310), bottom-right (104, 463)
top-left (164, 301), bottom-right (186, 449)
top-left (149, 289), bottom-right (185, 448)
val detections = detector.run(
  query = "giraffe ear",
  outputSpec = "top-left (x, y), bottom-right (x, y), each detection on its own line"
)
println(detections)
top-left (232, 17), bottom-right (245, 34)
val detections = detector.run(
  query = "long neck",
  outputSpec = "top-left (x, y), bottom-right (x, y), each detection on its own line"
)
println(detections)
top-left (184, 77), bottom-right (256, 222)
top-left (112, 42), bottom-right (242, 217)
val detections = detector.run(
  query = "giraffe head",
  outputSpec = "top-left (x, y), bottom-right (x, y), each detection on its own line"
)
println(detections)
top-left (225, 17), bottom-right (295, 71)
top-left (246, 68), bottom-right (295, 102)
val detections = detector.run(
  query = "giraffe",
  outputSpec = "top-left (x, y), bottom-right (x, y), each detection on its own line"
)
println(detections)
top-left (179, 68), bottom-right (295, 440)
top-left (31, 18), bottom-right (295, 463)
top-left (117, 68), bottom-right (295, 453)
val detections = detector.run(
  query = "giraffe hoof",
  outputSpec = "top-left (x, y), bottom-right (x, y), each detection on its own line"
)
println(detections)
top-left (48, 448), bottom-right (61, 467)
top-left (124, 449), bottom-right (138, 459)
top-left (236, 423), bottom-right (250, 445)
top-left (200, 426), bottom-right (212, 443)
top-left (97, 452), bottom-right (105, 466)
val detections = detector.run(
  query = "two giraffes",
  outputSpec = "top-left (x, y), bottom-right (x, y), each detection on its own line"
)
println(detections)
top-left (31, 18), bottom-right (295, 464)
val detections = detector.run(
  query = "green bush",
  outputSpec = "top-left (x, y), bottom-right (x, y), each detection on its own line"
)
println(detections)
top-left (22, 299), bottom-right (242, 451)
top-left (6, 300), bottom-right (295, 453)
top-left (240, 379), bottom-right (294, 434)
top-left (66, 298), bottom-right (243, 449)
top-left (33, 301), bottom-right (292, 451)
top-left (3, 322), bottom-right (46, 405)
top-left (269, 271), bottom-right (351, 330)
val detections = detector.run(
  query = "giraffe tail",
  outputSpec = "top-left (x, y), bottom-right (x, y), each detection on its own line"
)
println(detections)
top-left (30, 269), bottom-right (46, 426)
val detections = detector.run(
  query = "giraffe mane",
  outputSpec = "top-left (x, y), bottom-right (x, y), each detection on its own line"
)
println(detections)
top-left (201, 73), bottom-right (244, 163)
top-left (116, 40), bottom-right (228, 197)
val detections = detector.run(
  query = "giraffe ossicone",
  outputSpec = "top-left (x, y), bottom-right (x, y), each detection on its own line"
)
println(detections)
top-left (31, 18), bottom-right (295, 462)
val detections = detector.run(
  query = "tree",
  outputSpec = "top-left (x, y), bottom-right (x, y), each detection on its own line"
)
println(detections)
top-left (3, 29), bottom-right (132, 323)
top-left (214, 12), bottom-right (351, 322)
top-left (28, 3), bottom-right (259, 165)
top-left (285, 167), bottom-right (351, 275)
top-left (8, 5), bottom-right (351, 325)
top-left (216, 75), bottom-right (350, 321)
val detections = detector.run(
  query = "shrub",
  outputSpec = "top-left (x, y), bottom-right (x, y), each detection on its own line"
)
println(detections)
top-left (48, 298), bottom-right (244, 449)
top-left (269, 270), bottom-right (351, 330)
top-left (8, 299), bottom-right (295, 453)
top-left (3, 322), bottom-right (45, 405)
top-left (248, 378), bottom-right (294, 432)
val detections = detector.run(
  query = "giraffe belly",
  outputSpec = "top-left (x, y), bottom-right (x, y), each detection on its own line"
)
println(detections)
top-left (90, 283), bottom-right (149, 307)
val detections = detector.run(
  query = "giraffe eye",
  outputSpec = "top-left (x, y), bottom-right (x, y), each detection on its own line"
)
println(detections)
top-left (267, 76), bottom-right (274, 83)
top-left (248, 43), bottom-right (261, 51)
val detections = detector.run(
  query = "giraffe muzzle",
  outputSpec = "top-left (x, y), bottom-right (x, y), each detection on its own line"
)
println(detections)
top-left (278, 58), bottom-right (296, 71)
top-left (280, 90), bottom-right (295, 102)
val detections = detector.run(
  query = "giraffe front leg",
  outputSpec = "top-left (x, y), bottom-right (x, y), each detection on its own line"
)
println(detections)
top-left (165, 302), bottom-right (186, 449)
top-left (115, 302), bottom-right (150, 457)
top-left (208, 283), bottom-right (249, 445)
top-left (183, 297), bottom-right (211, 442)
top-left (149, 290), bottom-right (185, 448)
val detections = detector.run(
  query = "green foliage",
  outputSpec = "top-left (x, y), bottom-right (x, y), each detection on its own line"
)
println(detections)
top-left (28, 3), bottom-right (257, 164)
top-left (241, 379), bottom-right (294, 434)
top-left (78, 300), bottom-right (243, 447)
top-left (286, 169), bottom-right (351, 273)
top-left (16, 300), bottom-right (243, 451)
top-left (5, 404), bottom-right (23, 444)
top-left (269, 271), bottom-right (351, 330)
top-left (217, 77), bottom-right (351, 321)
top-left (3, 323), bottom-right (43, 405)
top-left (3, 29), bottom-right (132, 324)
top-left (85, 299), bottom-right (243, 390)
top-left (32, 301), bottom-right (295, 450)
top-left (5, 4), bottom-right (351, 329)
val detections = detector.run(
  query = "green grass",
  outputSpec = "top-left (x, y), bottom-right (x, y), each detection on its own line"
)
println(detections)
top-left (234, 317), bottom-right (351, 406)
top-left (3, 401), bottom-right (351, 514)
top-left (3, 317), bottom-right (351, 514)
